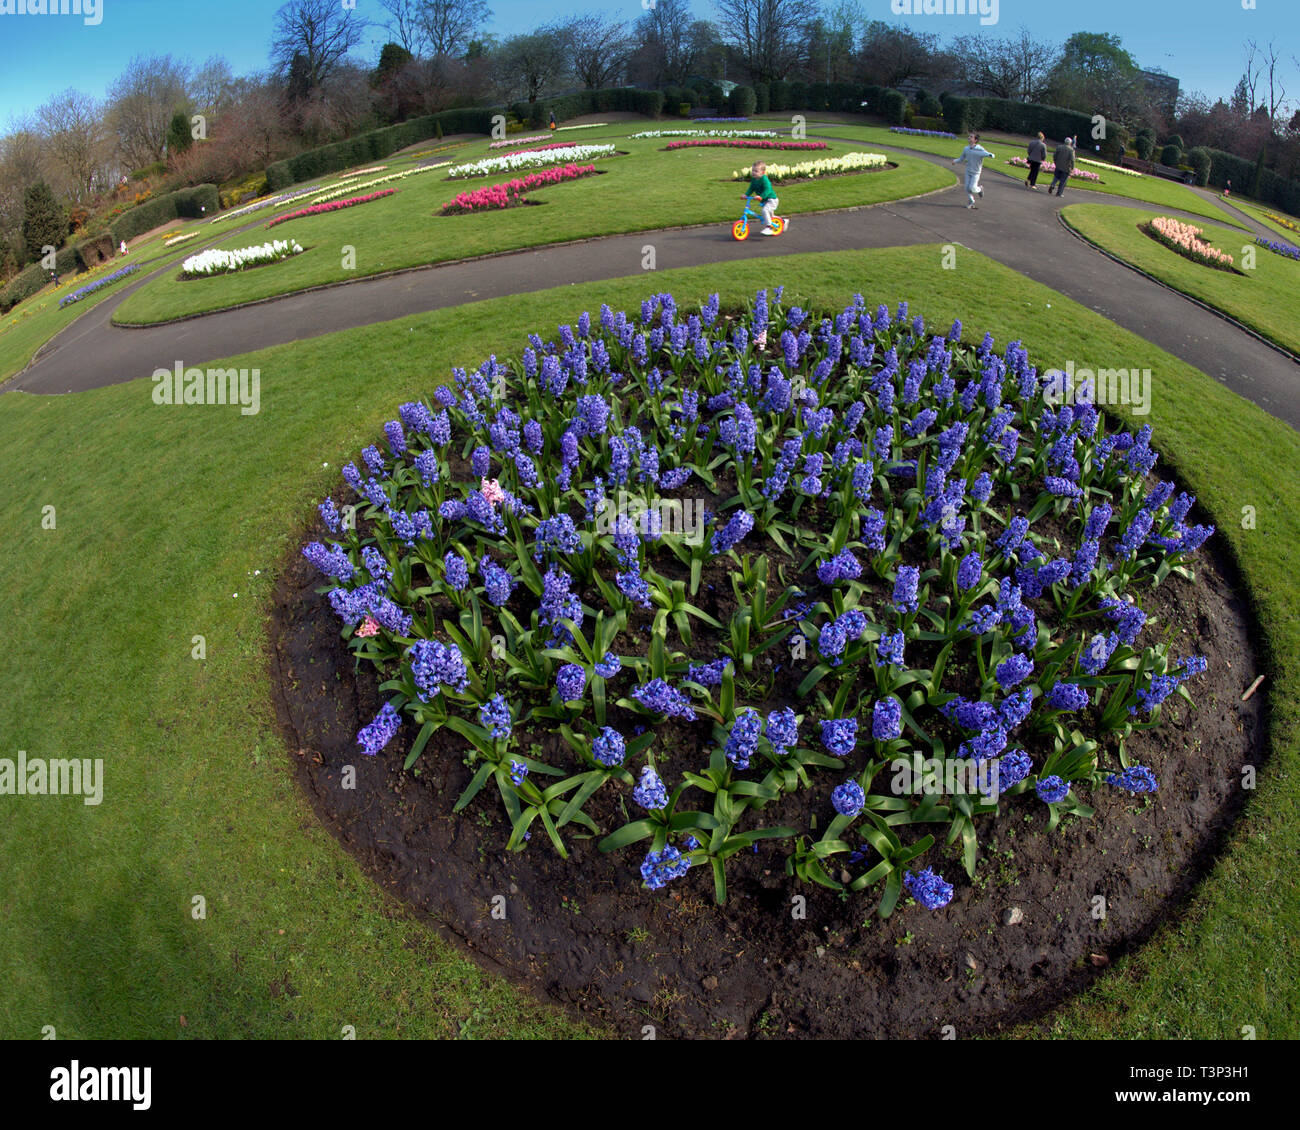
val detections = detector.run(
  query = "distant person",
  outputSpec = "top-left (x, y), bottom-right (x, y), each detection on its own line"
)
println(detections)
top-left (549, 110), bottom-right (557, 131)
top-left (953, 132), bottom-right (995, 208)
top-left (1223, 179), bottom-right (1231, 198)
top-left (1025, 132), bottom-right (1047, 189)
top-left (119, 239), bottom-right (128, 256)
top-left (1049, 136), bottom-right (1076, 196)
top-left (745, 160), bottom-right (782, 235)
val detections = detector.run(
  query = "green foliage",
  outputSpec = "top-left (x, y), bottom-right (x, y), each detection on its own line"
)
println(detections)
top-left (917, 91), bottom-right (943, 118)
top-left (22, 181), bottom-right (65, 258)
top-left (1161, 144), bottom-right (1182, 168)
top-left (167, 110), bottom-right (193, 156)
top-left (108, 183), bottom-right (219, 244)
top-left (1187, 146), bottom-right (1211, 187)
top-left (942, 95), bottom-right (1094, 142)
top-left (753, 81), bottom-right (770, 114)
top-left (730, 85), bottom-right (757, 118)
top-left (1134, 134), bottom-right (1156, 161)
top-left (1164, 133), bottom-right (1184, 151)
top-left (881, 89), bottom-right (907, 126)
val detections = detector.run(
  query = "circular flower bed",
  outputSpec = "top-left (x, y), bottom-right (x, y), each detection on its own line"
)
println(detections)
top-left (1143, 217), bottom-right (1238, 272)
top-left (180, 238), bottom-right (304, 278)
top-left (300, 288), bottom-right (1220, 924)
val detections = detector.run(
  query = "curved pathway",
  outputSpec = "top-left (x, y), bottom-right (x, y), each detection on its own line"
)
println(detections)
top-left (7, 142), bottom-right (1298, 431)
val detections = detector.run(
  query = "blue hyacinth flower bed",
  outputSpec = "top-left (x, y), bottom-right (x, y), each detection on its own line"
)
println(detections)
top-left (890, 126), bottom-right (959, 139)
top-left (1255, 236), bottom-right (1300, 261)
top-left (57, 263), bottom-right (140, 308)
top-left (301, 287), bottom-right (1214, 918)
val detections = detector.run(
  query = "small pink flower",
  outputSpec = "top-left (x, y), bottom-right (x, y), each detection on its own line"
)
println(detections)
top-left (356, 616), bottom-right (380, 637)
top-left (481, 477), bottom-right (505, 505)
top-left (754, 330), bottom-right (768, 350)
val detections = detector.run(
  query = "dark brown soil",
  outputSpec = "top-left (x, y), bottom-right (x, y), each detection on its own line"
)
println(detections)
top-left (269, 527), bottom-right (1264, 1040)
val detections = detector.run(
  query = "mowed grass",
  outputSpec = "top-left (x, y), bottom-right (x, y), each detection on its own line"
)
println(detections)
top-left (110, 135), bottom-right (951, 324)
top-left (1, 245), bottom-right (1297, 1040)
top-left (1228, 197), bottom-right (1300, 243)
top-left (786, 117), bottom-right (1246, 225)
top-left (1061, 202), bottom-right (1300, 355)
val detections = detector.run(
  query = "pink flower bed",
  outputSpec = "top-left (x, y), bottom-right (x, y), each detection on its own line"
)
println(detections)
top-left (489, 133), bottom-right (551, 149)
top-left (266, 189), bottom-right (397, 228)
top-left (663, 139), bottom-right (828, 151)
top-left (1006, 156), bottom-right (1101, 182)
top-left (488, 140), bottom-right (597, 158)
top-left (440, 163), bottom-right (598, 215)
top-left (1143, 216), bottom-right (1236, 271)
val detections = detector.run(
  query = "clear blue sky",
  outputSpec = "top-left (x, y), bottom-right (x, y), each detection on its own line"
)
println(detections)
top-left (0, 0), bottom-right (1296, 124)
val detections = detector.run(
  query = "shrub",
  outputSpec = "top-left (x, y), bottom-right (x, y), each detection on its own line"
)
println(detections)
top-left (1187, 147), bottom-right (1212, 186)
top-left (108, 184), bottom-right (219, 244)
top-left (678, 103), bottom-right (692, 117)
top-left (768, 80), bottom-right (791, 111)
top-left (1165, 133), bottom-right (1184, 151)
top-left (1134, 134), bottom-right (1155, 160)
top-left (753, 81), bottom-right (770, 114)
top-left (730, 85), bottom-right (757, 118)
top-left (881, 89), bottom-right (907, 125)
top-left (1160, 144), bottom-right (1182, 167)
top-left (942, 95), bottom-right (1094, 144)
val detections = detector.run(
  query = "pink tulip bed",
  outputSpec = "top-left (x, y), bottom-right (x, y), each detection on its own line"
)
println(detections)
top-left (1142, 216), bottom-right (1239, 272)
top-left (664, 139), bottom-right (829, 152)
top-left (439, 163), bottom-right (598, 215)
top-left (1006, 156), bottom-right (1102, 182)
top-left (489, 133), bottom-right (554, 150)
top-left (266, 189), bottom-right (397, 229)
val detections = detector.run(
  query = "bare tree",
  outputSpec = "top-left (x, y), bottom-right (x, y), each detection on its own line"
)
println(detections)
top-left (0, 122), bottom-right (45, 262)
top-left (270, 0), bottom-right (368, 94)
top-left (855, 20), bottom-right (937, 88)
top-left (37, 89), bottom-right (108, 202)
top-left (105, 54), bottom-right (190, 170)
top-left (1248, 39), bottom-right (1288, 125)
top-left (714, 0), bottom-right (817, 84)
top-left (494, 28), bottom-right (569, 103)
top-left (379, 0), bottom-right (428, 55)
top-left (636, 0), bottom-right (711, 87)
top-left (560, 13), bottom-right (633, 89)
top-left (952, 27), bottom-right (1057, 102)
top-left (417, 0), bottom-right (491, 59)
top-left (191, 56), bottom-right (238, 120)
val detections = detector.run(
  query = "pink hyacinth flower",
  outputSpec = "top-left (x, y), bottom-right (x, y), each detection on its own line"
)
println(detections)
top-left (356, 615), bottom-right (380, 637)
top-left (481, 477), bottom-right (505, 505)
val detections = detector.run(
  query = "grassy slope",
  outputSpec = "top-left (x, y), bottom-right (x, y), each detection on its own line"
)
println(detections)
top-left (1, 245), bottom-right (1296, 1040)
top-left (1061, 203), bottom-right (1300, 356)
top-left (788, 119), bottom-right (1245, 225)
top-left (111, 136), bottom-right (950, 325)
top-left (1229, 198), bottom-right (1300, 243)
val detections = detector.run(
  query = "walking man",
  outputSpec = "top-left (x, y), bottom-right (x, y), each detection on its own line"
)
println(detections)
top-left (953, 132), bottom-right (995, 209)
top-left (1026, 132), bottom-right (1047, 189)
top-left (1049, 136), bottom-right (1076, 196)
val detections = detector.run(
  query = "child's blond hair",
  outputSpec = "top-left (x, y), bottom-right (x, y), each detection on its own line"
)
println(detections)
top-left (752, 161), bottom-right (766, 175)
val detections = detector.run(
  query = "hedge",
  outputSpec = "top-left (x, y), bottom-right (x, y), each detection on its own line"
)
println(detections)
top-left (514, 88), bottom-right (665, 131)
top-left (942, 95), bottom-right (1095, 144)
top-left (1202, 147), bottom-right (1300, 213)
top-left (1187, 147), bottom-right (1212, 187)
top-left (730, 85), bottom-right (757, 118)
top-left (0, 245), bottom-right (80, 313)
top-left (108, 184), bottom-right (219, 244)
top-left (265, 108), bottom-right (498, 190)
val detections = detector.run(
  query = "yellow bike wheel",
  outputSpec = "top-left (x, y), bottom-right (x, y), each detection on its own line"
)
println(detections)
top-left (732, 219), bottom-right (749, 241)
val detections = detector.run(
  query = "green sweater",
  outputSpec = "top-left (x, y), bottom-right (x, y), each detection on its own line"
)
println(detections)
top-left (746, 175), bottom-right (776, 201)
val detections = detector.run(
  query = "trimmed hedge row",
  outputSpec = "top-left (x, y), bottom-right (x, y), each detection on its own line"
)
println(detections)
top-left (511, 88), bottom-right (665, 129)
top-left (266, 109), bottom-right (498, 190)
top-left (941, 96), bottom-right (1096, 145)
top-left (1, 184), bottom-right (218, 313)
top-left (1202, 147), bottom-right (1300, 213)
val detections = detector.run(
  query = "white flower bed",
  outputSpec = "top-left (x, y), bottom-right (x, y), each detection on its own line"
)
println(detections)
top-left (630, 128), bottom-right (779, 139)
top-left (305, 162), bottom-right (449, 204)
top-left (1077, 155), bottom-right (1141, 177)
top-left (555, 123), bottom-right (606, 131)
top-left (163, 231), bottom-right (200, 247)
top-left (447, 144), bottom-right (616, 178)
top-left (211, 187), bottom-right (316, 224)
top-left (730, 151), bottom-right (888, 182)
top-left (181, 239), bottom-right (304, 278)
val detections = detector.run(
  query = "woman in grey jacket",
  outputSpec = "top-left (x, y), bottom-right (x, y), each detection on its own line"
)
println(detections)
top-left (1026, 133), bottom-right (1047, 189)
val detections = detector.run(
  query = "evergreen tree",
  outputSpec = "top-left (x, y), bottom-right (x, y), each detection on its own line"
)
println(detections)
top-left (22, 181), bottom-right (66, 259)
top-left (167, 110), bottom-right (193, 156)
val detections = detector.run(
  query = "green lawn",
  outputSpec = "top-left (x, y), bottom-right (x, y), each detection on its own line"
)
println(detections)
top-left (781, 117), bottom-right (1246, 225)
top-left (1228, 197), bottom-right (1300, 243)
top-left (111, 137), bottom-right (951, 325)
top-left (1061, 202), bottom-right (1300, 355)
top-left (2, 244), bottom-right (1296, 1040)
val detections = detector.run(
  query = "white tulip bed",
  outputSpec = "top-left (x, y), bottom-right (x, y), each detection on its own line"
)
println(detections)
top-left (447, 144), bottom-right (617, 179)
top-left (180, 239), bottom-right (305, 278)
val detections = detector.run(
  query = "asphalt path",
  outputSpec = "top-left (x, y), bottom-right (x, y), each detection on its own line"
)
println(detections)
top-left (7, 141), bottom-right (1297, 430)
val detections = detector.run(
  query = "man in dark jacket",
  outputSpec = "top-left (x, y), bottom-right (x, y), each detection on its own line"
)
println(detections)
top-left (1026, 133), bottom-right (1047, 189)
top-left (1049, 137), bottom-right (1075, 196)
